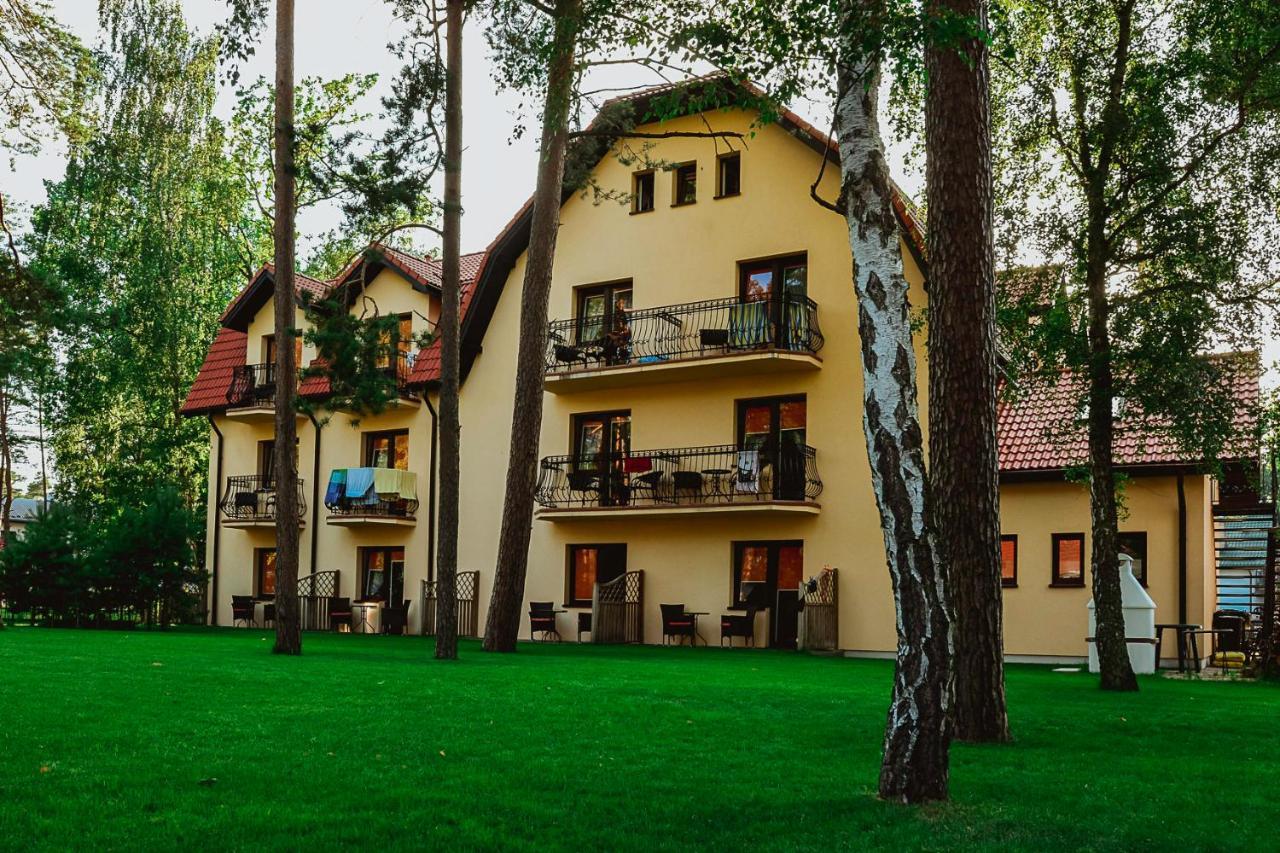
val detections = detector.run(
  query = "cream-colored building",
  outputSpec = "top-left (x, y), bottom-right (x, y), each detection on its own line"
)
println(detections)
top-left (184, 79), bottom-right (1262, 661)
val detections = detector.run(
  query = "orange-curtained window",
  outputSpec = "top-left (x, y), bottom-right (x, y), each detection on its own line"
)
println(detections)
top-left (1052, 533), bottom-right (1085, 586)
top-left (573, 547), bottom-right (598, 603)
top-left (257, 549), bottom-right (277, 596)
top-left (778, 545), bottom-right (804, 590)
top-left (1000, 536), bottom-right (1017, 587)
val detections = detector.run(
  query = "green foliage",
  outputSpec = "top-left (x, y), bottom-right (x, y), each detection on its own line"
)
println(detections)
top-left (0, 0), bottom-right (93, 157)
top-left (0, 503), bottom-right (84, 619)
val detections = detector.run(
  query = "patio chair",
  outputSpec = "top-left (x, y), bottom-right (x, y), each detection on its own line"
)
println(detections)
top-left (577, 611), bottom-right (592, 643)
top-left (231, 595), bottom-right (256, 628)
top-left (529, 601), bottom-right (560, 642)
top-left (382, 599), bottom-right (411, 636)
top-left (672, 470), bottom-right (704, 502)
top-left (233, 491), bottom-right (258, 516)
top-left (567, 470), bottom-right (602, 506)
top-left (1210, 610), bottom-right (1249, 672)
top-left (720, 606), bottom-right (758, 648)
top-left (554, 343), bottom-right (591, 368)
top-left (261, 601), bottom-right (276, 628)
top-left (329, 597), bottom-right (353, 632)
top-left (661, 603), bottom-right (696, 646)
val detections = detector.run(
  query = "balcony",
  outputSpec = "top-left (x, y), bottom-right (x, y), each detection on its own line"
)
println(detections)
top-left (535, 444), bottom-right (822, 520)
top-left (324, 468), bottom-right (419, 526)
top-left (544, 296), bottom-right (824, 392)
top-left (226, 352), bottom-right (418, 421)
top-left (219, 474), bottom-right (307, 528)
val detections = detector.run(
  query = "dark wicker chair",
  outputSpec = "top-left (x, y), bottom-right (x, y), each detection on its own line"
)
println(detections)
top-left (382, 599), bottom-right (411, 635)
top-left (672, 471), bottom-right (704, 502)
top-left (231, 595), bottom-right (256, 628)
top-left (661, 603), bottom-right (697, 646)
top-left (720, 606), bottom-right (757, 648)
top-left (577, 611), bottom-right (592, 643)
top-left (261, 601), bottom-right (276, 628)
top-left (529, 601), bottom-right (560, 641)
top-left (329, 597), bottom-right (353, 632)
top-left (567, 471), bottom-right (602, 506)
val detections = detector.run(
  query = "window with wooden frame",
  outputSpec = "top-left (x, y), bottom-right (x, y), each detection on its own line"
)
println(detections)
top-left (565, 544), bottom-right (627, 607)
top-left (363, 429), bottom-right (409, 470)
top-left (359, 546), bottom-right (405, 603)
top-left (1119, 531), bottom-right (1148, 587)
top-left (263, 333), bottom-right (303, 366)
top-left (1000, 535), bottom-right (1018, 588)
top-left (672, 161), bottom-right (697, 206)
top-left (631, 171), bottom-right (655, 213)
top-left (716, 152), bottom-right (741, 198)
top-left (731, 541), bottom-right (804, 607)
top-left (255, 548), bottom-right (277, 596)
top-left (1051, 533), bottom-right (1086, 587)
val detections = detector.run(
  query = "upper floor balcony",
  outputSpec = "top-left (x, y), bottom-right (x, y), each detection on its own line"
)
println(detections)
top-left (225, 351), bottom-right (418, 421)
top-left (535, 443), bottom-right (822, 520)
top-left (543, 295), bottom-right (824, 392)
top-left (324, 467), bottom-right (419, 526)
top-left (219, 474), bottom-right (307, 528)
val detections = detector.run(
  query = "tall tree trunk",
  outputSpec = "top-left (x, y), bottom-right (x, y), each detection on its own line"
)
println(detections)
top-left (924, 0), bottom-right (1009, 742)
top-left (434, 0), bottom-right (464, 661)
top-left (835, 10), bottom-right (953, 802)
top-left (0, 382), bottom-right (10, 540)
top-left (482, 0), bottom-right (581, 652)
top-left (271, 0), bottom-right (301, 656)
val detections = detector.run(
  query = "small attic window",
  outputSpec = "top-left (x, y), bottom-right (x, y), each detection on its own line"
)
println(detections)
top-left (672, 162), bottom-right (697, 206)
top-left (632, 171), bottom-right (655, 214)
top-left (716, 152), bottom-right (741, 198)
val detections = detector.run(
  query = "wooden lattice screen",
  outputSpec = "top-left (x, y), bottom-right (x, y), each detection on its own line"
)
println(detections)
top-left (592, 570), bottom-right (643, 644)
top-left (801, 567), bottom-right (838, 651)
top-left (298, 570), bottom-right (339, 631)
top-left (421, 571), bottom-right (480, 638)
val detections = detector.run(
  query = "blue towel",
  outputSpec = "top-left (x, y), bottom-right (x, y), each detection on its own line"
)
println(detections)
top-left (324, 469), bottom-right (347, 506)
top-left (345, 467), bottom-right (378, 504)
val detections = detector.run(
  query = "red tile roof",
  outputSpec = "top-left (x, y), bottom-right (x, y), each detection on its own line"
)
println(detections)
top-left (180, 327), bottom-right (248, 415)
top-left (406, 276), bottom-right (480, 386)
top-left (997, 353), bottom-right (1261, 474)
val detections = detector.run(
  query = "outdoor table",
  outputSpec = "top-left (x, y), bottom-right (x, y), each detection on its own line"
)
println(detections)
top-left (1155, 623), bottom-right (1202, 672)
top-left (1186, 628), bottom-right (1232, 673)
top-left (686, 611), bottom-right (710, 646)
top-left (700, 468), bottom-right (732, 501)
top-left (352, 601), bottom-right (382, 635)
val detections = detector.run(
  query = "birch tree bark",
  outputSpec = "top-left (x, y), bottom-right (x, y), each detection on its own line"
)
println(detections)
top-left (835, 4), bottom-right (953, 801)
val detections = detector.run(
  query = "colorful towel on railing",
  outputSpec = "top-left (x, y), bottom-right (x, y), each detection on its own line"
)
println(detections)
top-left (396, 469), bottom-right (417, 502)
top-left (729, 302), bottom-right (769, 347)
top-left (345, 467), bottom-right (378, 504)
top-left (735, 450), bottom-right (761, 493)
top-left (324, 468), bottom-right (347, 506)
top-left (373, 466), bottom-right (400, 498)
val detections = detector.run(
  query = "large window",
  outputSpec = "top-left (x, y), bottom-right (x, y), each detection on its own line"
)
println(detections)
top-left (1000, 535), bottom-right (1018, 588)
top-left (716, 152), bottom-right (741, 198)
top-left (256, 548), bottom-right (277, 596)
top-left (572, 411), bottom-right (631, 506)
top-left (360, 546), bottom-right (405, 603)
top-left (672, 162), bottom-right (697, 206)
top-left (737, 396), bottom-right (807, 500)
top-left (632, 171), bottom-right (655, 213)
top-left (364, 429), bottom-right (409, 469)
top-left (263, 332), bottom-right (303, 366)
top-left (375, 314), bottom-right (413, 373)
top-left (1119, 531), bottom-right (1148, 587)
top-left (565, 544), bottom-right (626, 607)
top-left (575, 281), bottom-right (632, 351)
top-left (731, 541), bottom-right (804, 607)
top-left (1052, 533), bottom-right (1086, 587)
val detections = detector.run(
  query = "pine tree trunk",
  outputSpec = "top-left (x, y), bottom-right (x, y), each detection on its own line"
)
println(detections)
top-left (924, 0), bottom-right (1010, 742)
top-left (482, 0), bottom-right (581, 652)
top-left (434, 0), bottom-right (464, 661)
top-left (1085, 239), bottom-right (1136, 691)
top-left (271, 0), bottom-right (302, 656)
top-left (0, 382), bottom-right (10, 540)
top-left (835, 12), bottom-right (953, 802)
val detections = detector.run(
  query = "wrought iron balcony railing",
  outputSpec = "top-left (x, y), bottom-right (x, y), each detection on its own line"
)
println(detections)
top-left (219, 474), bottom-right (306, 522)
top-left (324, 468), bottom-right (420, 518)
top-left (535, 444), bottom-right (822, 510)
top-left (544, 295), bottom-right (823, 374)
top-left (227, 363), bottom-right (277, 408)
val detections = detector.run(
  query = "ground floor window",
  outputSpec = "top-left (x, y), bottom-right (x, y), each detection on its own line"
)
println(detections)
top-left (565, 544), bottom-right (626, 607)
top-left (1051, 533), bottom-right (1085, 587)
top-left (360, 546), bottom-right (405, 603)
top-left (1000, 535), bottom-right (1018, 588)
top-left (1119, 531), bottom-right (1148, 586)
top-left (256, 548), bottom-right (277, 596)
top-left (731, 541), bottom-right (803, 607)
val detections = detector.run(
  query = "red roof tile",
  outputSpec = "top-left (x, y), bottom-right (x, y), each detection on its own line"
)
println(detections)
top-left (180, 327), bottom-right (248, 415)
top-left (997, 353), bottom-right (1260, 473)
top-left (372, 244), bottom-right (485, 290)
top-left (406, 276), bottom-right (480, 386)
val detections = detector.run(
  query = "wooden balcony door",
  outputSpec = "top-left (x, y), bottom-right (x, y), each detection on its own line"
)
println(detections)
top-left (573, 411), bottom-right (631, 506)
top-left (737, 396), bottom-right (807, 500)
top-left (738, 254), bottom-right (807, 349)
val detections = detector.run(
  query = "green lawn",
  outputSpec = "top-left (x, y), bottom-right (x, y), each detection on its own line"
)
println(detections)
top-left (0, 628), bottom-right (1276, 851)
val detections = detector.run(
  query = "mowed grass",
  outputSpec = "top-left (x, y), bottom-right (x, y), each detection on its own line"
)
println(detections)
top-left (1, 628), bottom-right (1277, 851)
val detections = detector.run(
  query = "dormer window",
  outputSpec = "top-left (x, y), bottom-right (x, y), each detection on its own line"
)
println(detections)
top-left (672, 162), bottom-right (697, 206)
top-left (716, 152), bottom-right (741, 198)
top-left (632, 171), bottom-right (655, 213)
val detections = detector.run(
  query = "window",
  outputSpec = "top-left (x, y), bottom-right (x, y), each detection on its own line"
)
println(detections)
top-left (1000, 535), bottom-right (1018, 588)
top-left (359, 546), bottom-right (405, 603)
top-left (731, 541), bottom-right (804, 607)
top-left (257, 440), bottom-right (275, 482)
top-left (566, 544), bottom-right (626, 607)
top-left (1119, 531), bottom-right (1148, 586)
top-left (364, 429), bottom-right (409, 469)
top-left (716, 152), bottom-right (741, 198)
top-left (738, 396), bottom-right (807, 500)
top-left (263, 333), bottom-right (303, 366)
top-left (1052, 533), bottom-right (1086, 587)
top-left (256, 548), bottom-right (277, 596)
top-left (632, 171), bottom-right (655, 213)
top-left (572, 411), bottom-right (631, 506)
top-left (575, 282), bottom-right (632, 347)
top-left (672, 162), bottom-right (697, 206)
top-left (375, 313), bottom-right (413, 373)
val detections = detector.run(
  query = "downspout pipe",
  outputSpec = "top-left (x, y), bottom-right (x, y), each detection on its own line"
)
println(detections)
top-left (423, 390), bottom-right (439, 586)
top-left (207, 414), bottom-right (224, 627)
top-left (1177, 473), bottom-right (1187, 624)
top-left (306, 411), bottom-right (323, 578)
